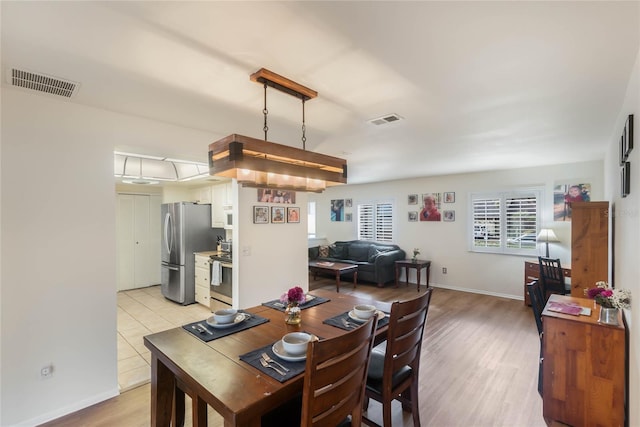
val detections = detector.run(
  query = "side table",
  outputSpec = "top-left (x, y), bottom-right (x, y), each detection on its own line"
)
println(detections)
top-left (395, 259), bottom-right (431, 291)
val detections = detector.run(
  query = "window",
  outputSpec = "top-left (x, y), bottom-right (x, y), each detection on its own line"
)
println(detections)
top-left (470, 189), bottom-right (541, 255)
top-left (357, 202), bottom-right (393, 242)
top-left (307, 201), bottom-right (316, 237)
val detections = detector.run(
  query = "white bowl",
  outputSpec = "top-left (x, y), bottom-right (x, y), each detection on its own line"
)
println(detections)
top-left (282, 332), bottom-right (312, 356)
top-left (353, 304), bottom-right (377, 320)
top-left (213, 308), bottom-right (238, 324)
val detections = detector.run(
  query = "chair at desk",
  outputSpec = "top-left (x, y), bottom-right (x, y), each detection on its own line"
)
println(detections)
top-left (263, 316), bottom-right (378, 427)
top-left (526, 280), bottom-right (545, 396)
top-left (363, 288), bottom-right (433, 427)
top-left (538, 256), bottom-right (569, 301)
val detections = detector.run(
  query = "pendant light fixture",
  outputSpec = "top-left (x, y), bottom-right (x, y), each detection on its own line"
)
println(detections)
top-left (208, 68), bottom-right (347, 193)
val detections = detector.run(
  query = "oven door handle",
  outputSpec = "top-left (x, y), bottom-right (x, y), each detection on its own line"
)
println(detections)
top-left (220, 262), bottom-right (232, 269)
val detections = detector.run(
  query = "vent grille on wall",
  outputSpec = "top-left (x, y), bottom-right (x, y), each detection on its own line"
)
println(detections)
top-left (368, 113), bottom-right (403, 126)
top-left (8, 68), bottom-right (79, 98)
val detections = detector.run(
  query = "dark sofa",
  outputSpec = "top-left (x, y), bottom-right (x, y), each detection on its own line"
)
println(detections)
top-left (308, 240), bottom-right (406, 287)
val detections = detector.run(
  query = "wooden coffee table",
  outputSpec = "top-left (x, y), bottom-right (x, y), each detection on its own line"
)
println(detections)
top-left (308, 260), bottom-right (358, 292)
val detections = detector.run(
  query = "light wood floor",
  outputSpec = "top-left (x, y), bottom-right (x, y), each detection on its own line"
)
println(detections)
top-left (40, 277), bottom-right (547, 427)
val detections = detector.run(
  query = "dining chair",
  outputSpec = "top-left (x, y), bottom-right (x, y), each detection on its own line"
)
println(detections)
top-left (362, 288), bottom-right (433, 427)
top-left (262, 316), bottom-right (378, 427)
top-left (537, 256), bottom-right (569, 301)
top-left (526, 280), bottom-right (545, 396)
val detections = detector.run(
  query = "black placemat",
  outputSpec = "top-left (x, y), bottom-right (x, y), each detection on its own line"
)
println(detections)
top-left (239, 341), bottom-right (307, 383)
top-left (262, 294), bottom-right (330, 312)
top-left (323, 311), bottom-right (390, 331)
top-left (183, 311), bottom-right (269, 342)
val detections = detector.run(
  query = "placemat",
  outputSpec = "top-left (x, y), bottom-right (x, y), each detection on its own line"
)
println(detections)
top-left (323, 311), bottom-right (390, 331)
top-left (261, 295), bottom-right (330, 312)
top-left (239, 340), bottom-right (307, 383)
top-left (183, 311), bottom-right (269, 342)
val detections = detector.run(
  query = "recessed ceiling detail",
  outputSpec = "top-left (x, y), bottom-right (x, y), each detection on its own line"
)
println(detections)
top-left (368, 113), bottom-right (403, 126)
top-left (7, 68), bottom-right (79, 98)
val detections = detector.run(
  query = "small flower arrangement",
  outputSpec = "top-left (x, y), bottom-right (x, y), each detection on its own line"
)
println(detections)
top-left (585, 281), bottom-right (632, 309)
top-left (412, 248), bottom-right (420, 262)
top-left (281, 286), bottom-right (306, 307)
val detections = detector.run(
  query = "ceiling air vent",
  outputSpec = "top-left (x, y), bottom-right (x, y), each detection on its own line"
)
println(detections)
top-left (368, 113), bottom-right (403, 126)
top-left (8, 68), bottom-right (79, 98)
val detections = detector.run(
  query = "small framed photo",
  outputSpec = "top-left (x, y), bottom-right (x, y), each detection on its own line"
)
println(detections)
top-left (253, 206), bottom-right (269, 224)
top-left (621, 162), bottom-right (630, 198)
top-left (408, 194), bottom-right (418, 205)
top-left (444, 192), bottom-right (455, 203)
top-left (287, 207), bottom-right (300, 223)
top-left (408, 211), bottom-right (418, 222)
top-left (624, 114), bottom-right (634, 159)
top-left (271, 206), bottom-right (285, 223)
top-left (345, 213), bottom-right (352, 222)
top-left (443, 210), bottom-right (455, 222)
top-left (345, 199), bottom-right (353, 208)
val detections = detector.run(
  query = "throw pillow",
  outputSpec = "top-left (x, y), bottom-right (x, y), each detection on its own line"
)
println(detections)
top-left (328, 244), bottom-right (346, 258)
top-left (318, 245), bottom-right (329, 258)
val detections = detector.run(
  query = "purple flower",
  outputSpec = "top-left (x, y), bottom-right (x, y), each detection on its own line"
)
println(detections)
top-left (281, 286), bottom-right (306, 305)
top-left (587, 287), bottom-right (606, 299)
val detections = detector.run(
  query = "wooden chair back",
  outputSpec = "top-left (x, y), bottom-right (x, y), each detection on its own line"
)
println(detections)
top-left (301, 316), bottom-right (378, 427)
top-left (526, 280), bottom-right (545, 338)
top-left (538, 256), bottom-right (567, 299)
top-left (363, 288), bottom-right (433, 427)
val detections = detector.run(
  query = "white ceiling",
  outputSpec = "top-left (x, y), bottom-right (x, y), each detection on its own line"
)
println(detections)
top-left (2, 1), bottom-right (639, 185)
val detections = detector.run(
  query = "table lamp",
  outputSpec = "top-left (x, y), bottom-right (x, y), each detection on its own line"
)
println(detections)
top-left (537, 228), bottom-right (560, 257)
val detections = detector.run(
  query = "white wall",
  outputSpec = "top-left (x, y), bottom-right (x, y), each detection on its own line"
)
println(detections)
top-left (605, 39), bottom-right (639, 426)
top-left (311, 161), bottom-right (602, 300)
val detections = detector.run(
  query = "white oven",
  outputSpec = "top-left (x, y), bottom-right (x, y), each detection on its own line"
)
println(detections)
top-left (210, 256), bottom-right (232, 306)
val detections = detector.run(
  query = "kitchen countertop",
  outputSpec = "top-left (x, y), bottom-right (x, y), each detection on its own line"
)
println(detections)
top-left (194, 251), bottom-right (220, 257)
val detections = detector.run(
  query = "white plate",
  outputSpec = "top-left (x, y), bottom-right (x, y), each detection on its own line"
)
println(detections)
top-left (348, 310), bottom-right (385, 323)
top-left (272, 340), bottom-right (307, 362)
top-left (302, 294), bottom-right (316, 304)
top-left (205, 313), bottom-right (249, 329)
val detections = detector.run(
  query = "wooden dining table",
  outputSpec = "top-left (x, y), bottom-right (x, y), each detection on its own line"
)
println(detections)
top-left (143, 288), bottom-right (390, 427)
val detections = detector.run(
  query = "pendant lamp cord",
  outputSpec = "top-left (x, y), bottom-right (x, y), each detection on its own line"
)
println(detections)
top-left (301, 99), bottom-right (306, 150)
top-left (263, 83), bottom-right (269, 141)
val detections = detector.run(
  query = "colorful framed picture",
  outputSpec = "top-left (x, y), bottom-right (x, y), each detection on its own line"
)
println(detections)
top-left (443, 210), bottom-right (455, 222)
top-left (271, 206), bottom-right (285, 223)
top-left (331, 199), bottom-right (344, 221)
top-left (553, 183), bottom-right (591, 221)
top-left (408, 194), bottom-right (418, 205)
top-left (408, 211), bottom-right (418, 222)
top-left (444, 192), bottom-right (455, 203)
top-left (258, 189), bottom-right (296, 204)
top-left (253, 206), bottom-right (269, 224)
top-left (419, 193), bottom-right (442, 222)
top-left (287, 207), bottom-right (300, 223)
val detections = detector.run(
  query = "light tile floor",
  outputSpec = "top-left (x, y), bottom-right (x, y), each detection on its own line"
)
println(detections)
top-left (117, 285), bottom-right (212, 392)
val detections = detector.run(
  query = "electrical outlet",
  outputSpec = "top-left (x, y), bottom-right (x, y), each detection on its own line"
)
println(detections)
top-left (40, 364), bottom-right (54, 378)
top-left (442, 267), bottom-right (447, 274)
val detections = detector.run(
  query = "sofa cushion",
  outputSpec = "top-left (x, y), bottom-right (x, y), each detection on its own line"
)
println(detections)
top-left (329, 244), bottom-right (346, 259)
top-left (308, 246), bottom-right (319, 259)
top-left (347, 244), bottom-right (371, 262)
top-left (368, 245), bottom-right (393, 262)
top-left (318, 245), bottom-right (329, 258)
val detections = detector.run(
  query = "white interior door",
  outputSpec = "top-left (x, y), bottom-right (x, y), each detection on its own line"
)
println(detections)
top-left (117, 195), bottom-right (135, 291)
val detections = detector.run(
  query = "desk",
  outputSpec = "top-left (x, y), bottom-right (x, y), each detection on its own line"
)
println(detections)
top-left (542, 295), bottom-right (625, 426)
top-left (523, 260), bottom-right (571, 306)
top-left (395, 259), bottom-right (431, 291)
top-left (144, 289), bottom-right (389, 426)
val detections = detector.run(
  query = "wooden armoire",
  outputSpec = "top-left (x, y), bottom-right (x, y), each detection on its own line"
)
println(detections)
top-left (570, 201), bottom-right (609, 297)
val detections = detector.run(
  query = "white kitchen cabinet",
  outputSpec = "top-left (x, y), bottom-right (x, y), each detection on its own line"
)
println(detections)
top-left (211, 182), bottom-right (229, 228)
top-left (116, 194), bottom-right (161, 290)
top-left (194, 254), bottom-right (211, 308)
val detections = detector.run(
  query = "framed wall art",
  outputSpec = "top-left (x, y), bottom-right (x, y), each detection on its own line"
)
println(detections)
top-left (443, 210), bottom-right (455, 222)
top-left (444, 192), bottom-right (455, 203)
top-left (345, 213), bottom-right (352, 222)
top-left (271, 206), bottom-right (285, 223)
top-left (258, 189), bottom-right (296, 204)
top-left (408, 211), bottom-right (418, 222)
top-left (253, 206), bottom-right (269, 224)
top-left (408, 194), bottom-right (418, 205)
top-left (330, 199), bottom-right (344, 221)
top-left (621, 161), bottom-right (630, 198)
top-left (419, 193), bottom-right (442, 222)
top-left (287, 207), bottom-right (300, 223)
top-left (553, 183), bottom-right (591, 221)
top-left (345, 199), bottom-right (352, 208)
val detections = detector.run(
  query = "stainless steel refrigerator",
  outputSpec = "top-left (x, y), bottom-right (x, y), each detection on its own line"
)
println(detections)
top-left (161, 202), bottom-right (221, 305)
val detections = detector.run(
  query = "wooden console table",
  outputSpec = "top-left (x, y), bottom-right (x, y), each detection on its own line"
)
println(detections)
top-left (395, 259), bottom-right (431, 291)
top-left (524, 260), bottom-right (571, 306)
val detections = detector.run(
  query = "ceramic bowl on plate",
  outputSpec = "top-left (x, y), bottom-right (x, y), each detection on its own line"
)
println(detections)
top-left (213, 308), bottom-right (238, 324)
top-left (282, 332), bottom-right (312, 356)
top-left (353, 304), bottom-right (377, 320)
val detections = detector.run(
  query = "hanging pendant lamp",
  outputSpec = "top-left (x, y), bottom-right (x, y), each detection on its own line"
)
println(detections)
top-left (208, 68), bottom-right (347, 193)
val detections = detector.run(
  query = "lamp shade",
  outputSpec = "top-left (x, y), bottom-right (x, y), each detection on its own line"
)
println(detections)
top-left (537, 229), bottom-right (560, 242)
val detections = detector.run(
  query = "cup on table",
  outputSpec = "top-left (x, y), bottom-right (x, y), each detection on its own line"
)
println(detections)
top-left (282, 332), bottom-right (312, 355)
top-left (353, 304), bottom-right (377, 320)
top-left (213, 308), bottom-right (238, 324)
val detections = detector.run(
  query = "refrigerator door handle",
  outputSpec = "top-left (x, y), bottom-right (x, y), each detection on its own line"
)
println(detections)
top-left (164, 212), bottom-right (172, 256)
top-left (166, 265), bottom-right (179, 271)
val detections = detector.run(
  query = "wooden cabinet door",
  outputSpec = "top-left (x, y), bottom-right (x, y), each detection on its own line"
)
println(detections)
top-left (570, 201), bottom-right (608, 297)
